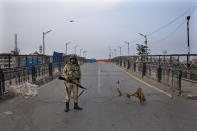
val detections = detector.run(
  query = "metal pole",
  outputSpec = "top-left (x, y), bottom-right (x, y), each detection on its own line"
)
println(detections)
top-left (120, 47), bottom-right (121, 56)
top-left (138, 33), bottom-right (147, 46)
top-left (80, 49), bottom-right (83, 56)
top-left (83, 50), bottom-right (87, 57)
top-left (145, 35), bottom-right (147, 46)
top-left (186, 16), bottom-right (190, 69)
top-left (86, 51), bottom-right (87, 57)
top-left (66, 43), bottom-right (68, 55)
top-left (118, 46), bottom-right (122, 56)
top-left (65, 42), bottom-right (70, 55)
top-left (43, 30), bottom-right (52, 55)
top-left (43, 32), bottom-right (45, 55)
top-left (114, 49), bottom-right (117, 57)
top-left (128, 42), bottom-right (130, 56)
top-left (8, 54), bottom-right (11, 68)
top-left (109, 47), bottom-right (111, 59)
top-left (74, 45), bottom-right (78, 55)
top-left (125, 41), bottom-right (130, 56)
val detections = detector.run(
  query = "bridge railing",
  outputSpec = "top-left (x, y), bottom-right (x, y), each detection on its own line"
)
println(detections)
top-left (111, 54), bottom-right (197, 94)
top-left (0, 54), bottom-right (86, 96)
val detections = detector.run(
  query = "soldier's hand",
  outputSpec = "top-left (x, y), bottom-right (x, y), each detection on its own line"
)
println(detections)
top-left (66, 78), bottom-right (71, 82)
top-left (77, 80), bottom-right (81, 85)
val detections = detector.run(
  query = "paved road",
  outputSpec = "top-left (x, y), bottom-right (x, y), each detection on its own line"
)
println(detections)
top-left (0, 62), bottom-right (197, 131)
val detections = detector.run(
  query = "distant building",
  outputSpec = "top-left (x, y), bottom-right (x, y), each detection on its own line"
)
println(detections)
top-left (33, 51), bottom-right (39, 55)
top-left (0, 53), bottom-right (16, 69)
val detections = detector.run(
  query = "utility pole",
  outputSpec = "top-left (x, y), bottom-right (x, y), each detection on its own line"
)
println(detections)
top-left (118, 46), bottom-right (122, 56)
top-left (186, 16), bottom-right (191, 79)
top-left (43, 30), bottom-right (52, 55)
top-left (65, 42), bottom-right (70, 55)
top-left (109, 47), bottom-right (112, 59)
top-left (85, 51), bottom-right (88, 57)
top-left (125, 41), bottom-right (130, 56)
top-left (186, 16), bottom-right (190, 69)
top-left (74, 45), bottom-right (78, 55)
top-left (83, 51), bottom-right (85, 57)
top-left (138, 33), bottom-right (147, 46)
top-left (145, 35), bottom-right (147, 46)
top-left (39, 45), bottom-right (42, 54)
top-left (111, 52), bottom-right (114, 58)
top-left (43, 32), bottom-right (44, 55)
top-left (83, 50), bottom-right (87, 57)
top-left (80, 48), bottom-right (83, 56)
top-left (114, 49), bottom-right (117, 57)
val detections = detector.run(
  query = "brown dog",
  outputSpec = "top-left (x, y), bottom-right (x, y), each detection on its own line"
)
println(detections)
top-left (126, 88), bottom-right (146, 104)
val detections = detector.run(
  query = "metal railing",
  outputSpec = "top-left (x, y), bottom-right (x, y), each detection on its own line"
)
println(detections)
top-left (0, 54), bottom-right (86, 96)
top-left (111, 54), bottom-right (197, 94)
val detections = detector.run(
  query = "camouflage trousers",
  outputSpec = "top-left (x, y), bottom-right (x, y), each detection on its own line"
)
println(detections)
top-left (64, 80), bottom-right (79, 103)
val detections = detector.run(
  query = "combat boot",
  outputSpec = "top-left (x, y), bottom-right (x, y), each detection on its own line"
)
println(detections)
top-left (64, 102), bottom-right (69, 112)
top-left (74, 103), bottom-right (83, 110)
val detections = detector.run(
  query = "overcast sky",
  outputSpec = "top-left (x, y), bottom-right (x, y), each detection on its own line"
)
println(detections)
top-left (0, 0), bottom-right (197, 59)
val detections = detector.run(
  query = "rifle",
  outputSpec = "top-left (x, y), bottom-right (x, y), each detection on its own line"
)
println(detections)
top-left (58, 76), bottom-right (87, 90)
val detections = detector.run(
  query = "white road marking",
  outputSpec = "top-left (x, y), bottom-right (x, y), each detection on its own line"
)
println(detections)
top-left (97, 63), bottom-right (102, 94)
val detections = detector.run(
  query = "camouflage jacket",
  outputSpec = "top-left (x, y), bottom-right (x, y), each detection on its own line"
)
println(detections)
top-left (62, 63), bottom-right (81, 81)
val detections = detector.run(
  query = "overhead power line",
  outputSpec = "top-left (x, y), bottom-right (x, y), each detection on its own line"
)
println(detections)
top-left (147, 7), bottom-right (194, 36)
top-left (190, 6), bottom-right (197, 16)
top-left (150, 20), bottom-right (186, 44)
top-left (131, 6), bottom-right (197, 44)
top-left (148, 6), bottom-right (197, 44)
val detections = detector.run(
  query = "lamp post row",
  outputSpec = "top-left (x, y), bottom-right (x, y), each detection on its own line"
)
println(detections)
top-left (42, 16), bottom-right (191, 59)
top-left (111, 15), bottom-right (191, 58)
top-left (42, 20), bottom-right (87, 57)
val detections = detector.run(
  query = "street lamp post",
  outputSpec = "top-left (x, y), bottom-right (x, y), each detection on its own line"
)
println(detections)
top-left (74, 45), bottom-right (78, 55)
top-left (43, 30), bottom-right (52, 55)
top-left (125, 41), bottom-right (130, 56)
top-left (109, 47), bottom-right (112, 59)
top-left (118, 46), bottom-right (122, 56)
top-left (65, 42), bottom-right (70, 55)
top-left (85, 51), bottom-right (88, 57)
top-left (83, 51), bottom-right (85, 57)
top-left (80, 48), bottom-right (83, 56)
top-left (83, 50), bottom-right (87, 57)
top-left (186, 16), bottom-right (191, 69)
top-left (138, 33), bottom-right (147, 46)
top-left (111, 52), bottom-right (114, 58)
top-left (114, 49), bottom-right (117, 57)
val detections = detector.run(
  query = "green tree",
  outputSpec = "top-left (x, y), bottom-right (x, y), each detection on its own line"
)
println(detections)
top-left (136, 44), bottom-right (150, 56)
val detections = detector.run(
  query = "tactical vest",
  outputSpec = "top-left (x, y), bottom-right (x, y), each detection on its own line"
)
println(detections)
top-left (66, 63), bottom-right (80, 80)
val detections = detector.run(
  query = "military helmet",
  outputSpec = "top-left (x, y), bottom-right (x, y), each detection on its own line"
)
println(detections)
top-left (69, 54), bottom-right (77, 60)
top-left (69, 54), bottom-right (78, 64)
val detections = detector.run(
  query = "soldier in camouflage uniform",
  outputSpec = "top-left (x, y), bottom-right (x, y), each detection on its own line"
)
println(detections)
top-left (62, 54), bottom-right (83, 112)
